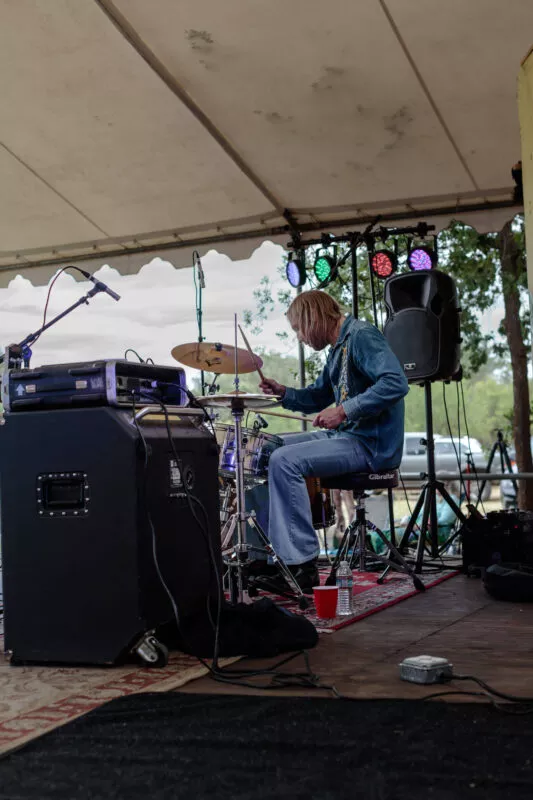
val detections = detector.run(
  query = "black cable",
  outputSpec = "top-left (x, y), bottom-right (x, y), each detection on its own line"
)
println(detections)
top-left (130, 389), bottom-right (335, 691)
top-left (124, 348), bottom-right (145, 362)
top-left (459, 381), bottom-right (486, 514)
top-left (442, 383), bottom-right (468, 501)
top-left (131, 393), bottom-right (222, 674)
top-left (453, 673), bottom-right (533, 704)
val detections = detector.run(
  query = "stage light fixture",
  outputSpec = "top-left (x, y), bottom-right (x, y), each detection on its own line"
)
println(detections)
top-left (285, 253), bottom-right (306, 288)
top-left (370, 250), bottom-right (396, 279)
top-left (408, 246), bottom-right (435, 272)
top-left (313, 251), bottom-right (336, 285)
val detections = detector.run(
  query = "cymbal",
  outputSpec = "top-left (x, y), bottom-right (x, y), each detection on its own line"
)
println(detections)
top-left (195, 393), bottom-right (281, 409)
top-left (171, 342), bottom-right (263, 375)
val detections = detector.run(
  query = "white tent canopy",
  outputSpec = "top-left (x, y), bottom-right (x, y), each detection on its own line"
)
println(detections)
top-left (0, 0), bottom-right (530, 285)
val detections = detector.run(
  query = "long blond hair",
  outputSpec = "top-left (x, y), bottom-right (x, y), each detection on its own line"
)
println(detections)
top-left (286, 290), bottom-right (342, 349)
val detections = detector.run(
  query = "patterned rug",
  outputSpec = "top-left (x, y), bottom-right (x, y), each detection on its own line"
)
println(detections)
top-left (270, 566), bottom-right (459, 633)
top-left (0, 643), bottom-right (238, 755)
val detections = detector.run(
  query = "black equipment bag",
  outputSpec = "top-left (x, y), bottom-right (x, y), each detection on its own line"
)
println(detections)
top-left (483, 563), bottom-right (533, 602)
top-left (169, 597), bottom-right (319, 658)
top-left (460, 509), bottom-right (533, 575)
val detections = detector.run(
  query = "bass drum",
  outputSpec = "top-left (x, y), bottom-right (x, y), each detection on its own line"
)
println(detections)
top-left (219, 476), bottom-right (335, 532)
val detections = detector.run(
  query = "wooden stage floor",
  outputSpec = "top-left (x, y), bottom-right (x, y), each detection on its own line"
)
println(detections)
top-left (180, 574), bottom-right (533, 701)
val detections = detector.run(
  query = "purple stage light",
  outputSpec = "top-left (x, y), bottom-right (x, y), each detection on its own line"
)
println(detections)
top-left (286, 255), bottom-right (306, 287)
top-left (408, 247), bottom-right (434, 272)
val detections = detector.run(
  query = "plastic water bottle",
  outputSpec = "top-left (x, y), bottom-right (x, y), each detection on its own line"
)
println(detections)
top-left (336, 561), bottom-right (353, 616)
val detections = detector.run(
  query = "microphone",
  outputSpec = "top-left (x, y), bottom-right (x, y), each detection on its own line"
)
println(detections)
top-left (79, 270), bottom-right (120, 301)
top-left (194, 251), bottom-right (206, 289)
top-left (253, 414), bottom-right (269, 433)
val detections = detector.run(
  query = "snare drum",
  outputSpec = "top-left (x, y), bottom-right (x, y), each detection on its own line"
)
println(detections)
top-left (214, 423), bottom-right (283, 481)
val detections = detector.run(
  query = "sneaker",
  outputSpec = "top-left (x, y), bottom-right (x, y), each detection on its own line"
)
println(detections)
top-left (254, 557), bottom-right (319, 596)
top-left (245, 559), bottom-right (279, 578)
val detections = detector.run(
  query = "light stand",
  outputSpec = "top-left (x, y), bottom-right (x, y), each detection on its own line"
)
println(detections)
top-left (397, 381), bottom-right (468, 572)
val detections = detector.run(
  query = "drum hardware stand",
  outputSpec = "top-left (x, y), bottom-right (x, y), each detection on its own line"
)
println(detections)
top-left (326, 490), bottom-right (425, 592)
top-left (223, 314), bottom-right (309, 609)
top-left (206, 374), bottom-right (220, 395)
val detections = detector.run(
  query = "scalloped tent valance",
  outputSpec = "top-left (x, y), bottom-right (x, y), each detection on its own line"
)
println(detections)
top-left (0, 0), bottom-right (529, 286)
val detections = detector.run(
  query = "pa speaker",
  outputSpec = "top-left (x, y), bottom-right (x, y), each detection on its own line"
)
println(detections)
top-left (0, 407), bottom-right (221, 665)
top-left (383, 270), bottom-right (460, 382)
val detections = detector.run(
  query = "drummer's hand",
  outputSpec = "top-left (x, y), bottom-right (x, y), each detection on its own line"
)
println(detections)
top-left (259, 377), bottom-right (286, 398)
top-left (313, 405), bottom-right (347, 430)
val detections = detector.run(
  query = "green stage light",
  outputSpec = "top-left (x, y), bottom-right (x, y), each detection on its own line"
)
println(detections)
top-left (313, 252), bottom-right (336, 285)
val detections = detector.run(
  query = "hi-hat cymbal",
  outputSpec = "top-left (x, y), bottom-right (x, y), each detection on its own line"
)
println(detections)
top-left (171, 342), bottom-right (263, 374)
top-left (195, 393), bottom-right (281, 409)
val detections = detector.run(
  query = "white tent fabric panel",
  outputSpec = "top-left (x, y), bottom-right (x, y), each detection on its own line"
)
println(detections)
top-left (0, 0), bottom-right (530, 284)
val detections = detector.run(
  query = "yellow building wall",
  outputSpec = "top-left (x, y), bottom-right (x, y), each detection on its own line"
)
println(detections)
top-left (519, 49), bottom-right (533, 296)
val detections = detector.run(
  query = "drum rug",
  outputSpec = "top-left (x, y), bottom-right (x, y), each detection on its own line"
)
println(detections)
top-left (274, 566), bottom-right (459, 633)
top-left (2, 692), bottom-right (533, 800)
top-left (0, 641), bottom-right (239, 756)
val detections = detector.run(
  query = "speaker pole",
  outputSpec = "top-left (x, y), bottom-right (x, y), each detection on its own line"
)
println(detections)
top-left (400, 380), bottom-right (469, 571)
top-left (424, 381), bottom-right (440, 558)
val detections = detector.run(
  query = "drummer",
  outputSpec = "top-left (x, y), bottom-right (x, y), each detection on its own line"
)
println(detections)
top-left (256, 289), bottom-right (408, 593)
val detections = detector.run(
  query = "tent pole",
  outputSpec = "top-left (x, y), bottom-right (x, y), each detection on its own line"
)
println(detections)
top-left (350, 240), bottom-right (358, 318)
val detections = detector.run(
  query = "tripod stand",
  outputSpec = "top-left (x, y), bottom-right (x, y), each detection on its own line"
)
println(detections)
top-left (398, 381), bottom-right (468, 572)
top-left (473, 430), bottom-right (517, 507)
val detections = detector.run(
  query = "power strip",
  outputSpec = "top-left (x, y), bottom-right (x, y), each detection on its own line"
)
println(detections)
top-left (399, 655), bottom-right (453, 685)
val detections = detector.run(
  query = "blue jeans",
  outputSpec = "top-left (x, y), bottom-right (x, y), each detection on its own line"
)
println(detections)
top-left (267, 431), bottom-right (371, 565)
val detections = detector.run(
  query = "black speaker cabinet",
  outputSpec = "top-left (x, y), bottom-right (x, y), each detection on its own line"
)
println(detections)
top-left (0, 407), bottom-right (221, 665)
top-left (383, 270), bottom-right (460, 383)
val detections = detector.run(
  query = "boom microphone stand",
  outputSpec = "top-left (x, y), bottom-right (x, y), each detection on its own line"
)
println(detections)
top-left (398, 381), bottom-right (468, 572)
top-left (193, 251), bottom-right (207, 396)
top-left (0, 280), bottom-right (120, 370)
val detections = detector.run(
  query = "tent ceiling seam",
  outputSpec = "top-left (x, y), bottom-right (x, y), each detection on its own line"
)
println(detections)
top-left (377, 0), bottom-right (480, 192)
top-left (0, 141), bottom-right (111, 238)
top-left (93, 0), bottom-right (285, 216)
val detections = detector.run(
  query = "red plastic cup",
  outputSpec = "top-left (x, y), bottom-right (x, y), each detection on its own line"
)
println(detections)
top-left (313, 586), bottom-right (339, 619)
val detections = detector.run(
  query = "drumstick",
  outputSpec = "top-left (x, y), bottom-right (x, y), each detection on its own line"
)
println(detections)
top-left (259, 408), bottom-right (316, 425)
top-left (238, 324), bottom-right (266, 383)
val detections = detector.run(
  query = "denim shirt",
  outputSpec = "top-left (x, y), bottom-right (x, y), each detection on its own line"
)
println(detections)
top-left (282, 315), bottom-right (409, 470)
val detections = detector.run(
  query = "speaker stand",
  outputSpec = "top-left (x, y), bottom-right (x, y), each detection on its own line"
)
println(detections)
top-left (398, 381), bottom-right (468, 572)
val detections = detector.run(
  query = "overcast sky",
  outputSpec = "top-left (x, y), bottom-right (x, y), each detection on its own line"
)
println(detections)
top-left (0, 241), bottom-right (294, 387)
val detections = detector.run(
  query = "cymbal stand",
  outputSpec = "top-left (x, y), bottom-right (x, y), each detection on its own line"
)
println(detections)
top-left (223, 314), bottom-right (308, 608)
top-left (227, 313), bottom-right (249, 604)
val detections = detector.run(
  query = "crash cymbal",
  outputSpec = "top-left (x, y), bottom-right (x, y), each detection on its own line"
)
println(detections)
top-left (195, 393), bottom-right (281, 409)
top-left (171, 342), bottom-right (263, 375)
